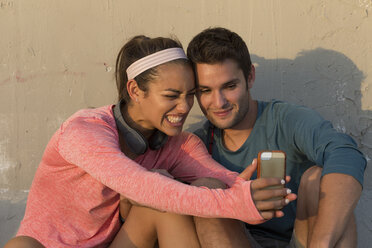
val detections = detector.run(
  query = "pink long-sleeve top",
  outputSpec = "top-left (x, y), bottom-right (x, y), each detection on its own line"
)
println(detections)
top-left (17, 105), bottom-right (263, 247)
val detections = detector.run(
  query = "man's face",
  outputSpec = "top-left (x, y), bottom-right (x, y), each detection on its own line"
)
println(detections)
top-left (195, 59), bottom-right (254, 129)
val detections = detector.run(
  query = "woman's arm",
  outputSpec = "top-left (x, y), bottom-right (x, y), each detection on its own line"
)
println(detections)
top-left (167, 132), bottom-right (239, 186)
top-left (58, 116), bottom-right (264, 224)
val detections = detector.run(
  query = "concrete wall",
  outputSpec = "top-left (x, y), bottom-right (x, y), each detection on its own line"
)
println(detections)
top-left (0, 0), bottom-right (371, 246)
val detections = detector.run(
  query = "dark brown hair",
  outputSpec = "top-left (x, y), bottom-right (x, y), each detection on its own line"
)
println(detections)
top-left (187, 27), bottom-right (252, 82)
top-left (115, 35), bottom-right (188, 103)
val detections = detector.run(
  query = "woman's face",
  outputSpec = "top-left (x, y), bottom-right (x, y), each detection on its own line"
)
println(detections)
top-left (136, 62), bottom-right (195, 137)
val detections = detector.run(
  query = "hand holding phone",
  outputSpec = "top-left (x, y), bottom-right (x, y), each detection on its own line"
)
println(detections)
top-left (248, 151), bottom-right (296, 219)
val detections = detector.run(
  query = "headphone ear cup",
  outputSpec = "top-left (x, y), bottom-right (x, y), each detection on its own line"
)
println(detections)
top-left (123, 128), bottom-right (149, 155)
top-left (149, 130), bottom-right (168, 150)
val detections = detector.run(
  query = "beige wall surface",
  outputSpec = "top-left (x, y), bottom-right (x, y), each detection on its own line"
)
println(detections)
top-left (0, 0), bottom-right (371, 246)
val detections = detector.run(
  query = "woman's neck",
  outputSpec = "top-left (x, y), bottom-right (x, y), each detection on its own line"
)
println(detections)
top-left (117, 103), bottom-right (154, 160)
top-left (122, 103), bottom-right (154, 139)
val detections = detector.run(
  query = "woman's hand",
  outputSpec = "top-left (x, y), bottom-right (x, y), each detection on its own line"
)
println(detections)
top-left (239, 159), bottom-right (297, 220)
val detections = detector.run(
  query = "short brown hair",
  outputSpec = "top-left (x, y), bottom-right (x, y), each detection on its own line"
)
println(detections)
top-left (187, 27), bottom-right (252, 81)
top-left (115, 35), bottom-right (188, 103)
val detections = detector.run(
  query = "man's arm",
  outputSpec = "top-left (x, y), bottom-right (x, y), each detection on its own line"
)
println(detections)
top-left (283, 104), bottom-right (366, 247)
top-left (309, 173), bottom-right (362, 247)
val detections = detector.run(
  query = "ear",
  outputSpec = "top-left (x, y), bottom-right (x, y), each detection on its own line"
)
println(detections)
top-left (126, 79), bottom-right (142, 103)
top-left (247, 64), bottom-right (256, 89)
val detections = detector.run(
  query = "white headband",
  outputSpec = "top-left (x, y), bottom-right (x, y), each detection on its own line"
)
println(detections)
top-left (126, 47), bottom-right (188, 80)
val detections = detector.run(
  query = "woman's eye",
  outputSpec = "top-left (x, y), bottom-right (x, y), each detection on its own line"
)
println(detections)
top-left (164, 95), bottom-right (178, 99)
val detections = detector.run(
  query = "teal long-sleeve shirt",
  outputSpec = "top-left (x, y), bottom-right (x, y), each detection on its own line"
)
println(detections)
top-left (193, 100), bottom-right (366, 241)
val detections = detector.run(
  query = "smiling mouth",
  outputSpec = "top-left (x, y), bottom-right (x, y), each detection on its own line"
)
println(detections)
top-left (165, 115), bottom-right (184, 126)
top-left (212, 108), bottom-right (232, 117)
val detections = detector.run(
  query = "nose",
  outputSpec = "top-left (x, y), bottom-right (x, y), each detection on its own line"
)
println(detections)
top-left (212, 90), bottom-right (227, 108)
top-left (177, 96), bottom-right (194, 113)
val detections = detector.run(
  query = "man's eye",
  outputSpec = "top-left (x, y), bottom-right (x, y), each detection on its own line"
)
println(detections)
top-left (226, 84), bottom-right (236, 89)
top-left (199, 89), bottom-right (211, 94)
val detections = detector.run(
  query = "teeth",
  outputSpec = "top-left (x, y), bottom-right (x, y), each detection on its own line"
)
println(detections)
top-left (167, 116), bottom-right (183, 123)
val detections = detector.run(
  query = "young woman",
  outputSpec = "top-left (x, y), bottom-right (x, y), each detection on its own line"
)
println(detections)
top-left (5, 36), bottom-right (294, 248)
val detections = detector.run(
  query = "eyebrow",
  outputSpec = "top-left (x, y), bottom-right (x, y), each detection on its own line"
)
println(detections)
top-left (198, 78), bottom-right (240, 88)
top-left (163, 87), bottom-right (196, 94)
top-left (224, 78), bottom-right (240, 85)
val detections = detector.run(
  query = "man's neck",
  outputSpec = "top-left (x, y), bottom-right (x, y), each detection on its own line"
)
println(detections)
top-left (222, 100), bottom-right (258, 152)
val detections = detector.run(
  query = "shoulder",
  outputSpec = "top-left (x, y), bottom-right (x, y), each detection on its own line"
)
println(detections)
top-left (263, 100), bottom-right (325, 125)
top-left (58, 105), bottom-right (118, 147)
top-left (65, 105), bottom-right (115, 123)
top-left (61, 105), bottom-right (116, 132)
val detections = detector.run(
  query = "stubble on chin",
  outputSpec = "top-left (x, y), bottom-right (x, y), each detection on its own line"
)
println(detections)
top-left (208, 115), bottom-right (233, 130)
top-left (208, 109), bottom-right (247, 130)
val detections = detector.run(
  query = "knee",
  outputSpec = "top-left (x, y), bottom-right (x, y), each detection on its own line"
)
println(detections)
top-left (130, 205), bottom-right (194, 229)
top-left (4, 236), bottom-right (45, 248)
top-left (299, 166), bottom-right (322, 193)
top-left (190, 177), bottom-right (227, 189)
top-left (119, 196), bottom-right (132, 220)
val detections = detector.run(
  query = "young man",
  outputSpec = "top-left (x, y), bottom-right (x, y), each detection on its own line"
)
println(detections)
top-left (187, 27), bottom-right (366, 248)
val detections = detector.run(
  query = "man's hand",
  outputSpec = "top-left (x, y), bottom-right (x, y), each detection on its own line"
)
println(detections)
top-left (239, 159), bottom-right (297, 220)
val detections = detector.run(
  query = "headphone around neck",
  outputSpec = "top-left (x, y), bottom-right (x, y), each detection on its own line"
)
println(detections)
top-left (113, 100), bottom-right (168, 155)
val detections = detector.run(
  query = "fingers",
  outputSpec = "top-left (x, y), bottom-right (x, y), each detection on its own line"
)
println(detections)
top-left (255, 193), bottom-right (297, 220)
top-left (252, 187), bottom-right (292, 201)
top-left (285, 175), bottom-right (291, 183)
top-left (251, 176), bottom-right (291, 190)
top-left (261, 210), bottom-right (284, 220)
top-left (239, 159), bottom-right (258, 180)
top-left (250, 178), bottom-right (298, 221)
top-left (285, 193), bottom-right (297, 202)
top-left (251, 177), bottom-right (285, 190)
top-left (274, 210), bottom-right (284, 218)
top-left (255, 197), bottom-right (292, 220)
top-left (255, 196), bottom-right (291, 211)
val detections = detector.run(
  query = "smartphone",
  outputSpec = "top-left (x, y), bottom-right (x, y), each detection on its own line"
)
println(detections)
top-left (257, 151), bottom-right (286, 200)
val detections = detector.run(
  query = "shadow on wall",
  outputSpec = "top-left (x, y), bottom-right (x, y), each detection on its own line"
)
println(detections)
top-left (251, 47), bottom-right (371, 183)
top-left (251, 48), bottom-right (372, 245)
